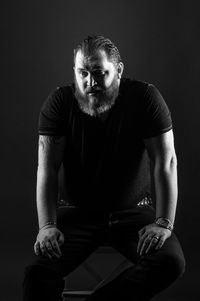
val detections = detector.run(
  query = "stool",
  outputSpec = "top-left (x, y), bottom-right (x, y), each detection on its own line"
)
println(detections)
top-left (62, 245), bottom-right (132, 300)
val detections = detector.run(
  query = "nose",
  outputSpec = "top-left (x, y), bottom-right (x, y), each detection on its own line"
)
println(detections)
top-left (88, 73), bottom-right (97, 87)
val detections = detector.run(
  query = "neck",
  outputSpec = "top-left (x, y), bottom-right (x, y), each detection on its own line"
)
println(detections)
top-left (96, 110), bottom-right (110, 122)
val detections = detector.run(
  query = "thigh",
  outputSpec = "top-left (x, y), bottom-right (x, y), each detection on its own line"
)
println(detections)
top-left (109, 205), bottom-right (185, 270)
top-left (109, 206), bottom-right (156, 262)
top-left (29, 207), bottom-right (103, 278)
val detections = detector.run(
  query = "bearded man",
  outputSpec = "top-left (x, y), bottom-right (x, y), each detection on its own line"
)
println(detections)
top-left (22, 36), bottom-right (185, 301)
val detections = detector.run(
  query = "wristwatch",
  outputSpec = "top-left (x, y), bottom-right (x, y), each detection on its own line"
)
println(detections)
top-left (155, 217), bottom-right (173, 231)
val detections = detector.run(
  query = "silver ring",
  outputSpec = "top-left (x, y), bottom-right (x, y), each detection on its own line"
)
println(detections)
top-left (153, 236), bottom-right (159, 240)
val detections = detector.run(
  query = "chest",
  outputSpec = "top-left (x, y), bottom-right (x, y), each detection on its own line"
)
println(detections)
top-left (67, 106), bottom-right (144, 165)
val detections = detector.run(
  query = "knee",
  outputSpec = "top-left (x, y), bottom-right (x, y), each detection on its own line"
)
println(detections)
top-left (23, 264), bottom-right (65, 300)
top-left (163, 253), bottom-right (186, 281)
top-left (25, 265), bottom-right (50, 279)
top-left (23, 264), bottom-right (62, 284)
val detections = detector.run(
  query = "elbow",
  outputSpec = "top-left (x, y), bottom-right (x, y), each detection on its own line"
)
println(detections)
top-left (170, 152), bottom-right (177, 170)
top-left (154, 152), bottom-right (177, 173)
top-left (37, 164), bottom-right (59, 177)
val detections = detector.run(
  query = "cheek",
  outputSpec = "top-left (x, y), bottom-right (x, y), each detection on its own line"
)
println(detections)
top-left (104, 74), bottom-right (117, 88)
top-left (76, 77), bottom-right (85, 92)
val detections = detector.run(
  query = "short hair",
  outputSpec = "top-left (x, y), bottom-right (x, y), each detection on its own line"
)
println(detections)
top-left (74, 35), bottom-right (122, 65)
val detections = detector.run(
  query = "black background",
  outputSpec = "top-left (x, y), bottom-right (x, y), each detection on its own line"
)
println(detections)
top-left (1, 1), bottom-right (200, 300)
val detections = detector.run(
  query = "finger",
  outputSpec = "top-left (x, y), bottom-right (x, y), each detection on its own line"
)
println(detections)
top-left (138, 227), bottom-right (145, 238)
top-left (51, 240), bottom-right (62, 257)
top-left (155, 237), bottom-right (165, 250)
top-left (137, 237), bottom-right (143, 253)
top-left (140, 235), bottom-right (152, 255)
top-left (137, 233), bottom-right (148, 253)
top-left (58, 233), bottom-right (64, 246)
top-left (45, 240), bottom-right (60, 259)
top-left (145, 237), bottom-right (159, 254)
top-left (137, 235), bottom-right (145, 253)
top-left (40, 241), bottom-right (52, 259)
top-left (34, 241), bottom-right (41, 256)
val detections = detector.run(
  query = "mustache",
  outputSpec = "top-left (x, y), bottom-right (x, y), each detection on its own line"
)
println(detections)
top-left (86, 87), bottom-right (103, 94)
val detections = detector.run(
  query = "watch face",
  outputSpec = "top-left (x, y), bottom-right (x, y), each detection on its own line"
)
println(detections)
top-left (156, 218), bottom-right (173, 231)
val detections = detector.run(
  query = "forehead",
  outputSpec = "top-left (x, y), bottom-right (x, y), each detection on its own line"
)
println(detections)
top-left (75, 49), bottom-right (115, 70)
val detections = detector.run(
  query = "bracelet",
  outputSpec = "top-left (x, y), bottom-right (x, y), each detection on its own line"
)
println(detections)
top-left (155, 217), bottom-right (174, 231)
top-left (39, 221), bottom-right (57, 231)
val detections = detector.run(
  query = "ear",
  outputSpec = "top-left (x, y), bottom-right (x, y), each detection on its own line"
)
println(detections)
top-left (117, 62), bottom-right (124, 79)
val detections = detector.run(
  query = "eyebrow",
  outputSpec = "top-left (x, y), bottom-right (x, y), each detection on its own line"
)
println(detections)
top-left (77, 67), bottom-right (106, 72)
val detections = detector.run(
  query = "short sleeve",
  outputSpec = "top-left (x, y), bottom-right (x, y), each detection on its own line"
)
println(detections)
top-left (141, 84), bottom-right (172, 138)
top-left (38, 87), bottom-right (67, 136)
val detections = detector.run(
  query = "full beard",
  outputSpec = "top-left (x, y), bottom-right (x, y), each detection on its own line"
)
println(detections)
top-left (74, 76), bottom-right (119, 117)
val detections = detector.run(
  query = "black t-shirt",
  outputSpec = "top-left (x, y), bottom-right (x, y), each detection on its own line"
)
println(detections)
top-left (38, 78), bottom-right (172, 212)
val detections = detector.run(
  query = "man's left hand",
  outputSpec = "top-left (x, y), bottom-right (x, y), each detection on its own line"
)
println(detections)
top-left (137, 223), bottom-right (171, 256)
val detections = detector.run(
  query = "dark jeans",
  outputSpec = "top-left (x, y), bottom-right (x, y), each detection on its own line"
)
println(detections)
top-left (23, 205), bottom-right (185, 301)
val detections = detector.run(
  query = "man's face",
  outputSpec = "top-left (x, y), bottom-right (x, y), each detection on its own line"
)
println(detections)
top-left (74, 49), bottom-right (123, 117)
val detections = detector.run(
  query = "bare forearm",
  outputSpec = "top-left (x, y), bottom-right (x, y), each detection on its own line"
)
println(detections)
top-left (36, 167), bottom-right (58, 229)
top-left (154, 160), bottom-right (178, 224)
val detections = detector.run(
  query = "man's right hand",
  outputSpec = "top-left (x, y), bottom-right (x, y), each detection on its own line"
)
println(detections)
top-left (34, 227), bottom-right (64, 259)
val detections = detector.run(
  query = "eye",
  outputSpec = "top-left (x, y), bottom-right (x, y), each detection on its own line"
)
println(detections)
top-left (78, 70), bottom-right (88, 78)
top-left (93, 70), bottom-right (106, 77)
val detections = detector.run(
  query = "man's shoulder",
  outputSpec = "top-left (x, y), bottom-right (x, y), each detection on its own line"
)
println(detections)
top-left (47, 83), bottom-right (75, 110)
top-left (41, 83), bottom-right (75, 116)
top-left (120, 78), bottom-right (150, 95)
top-left (56, 83), bottom-right (74, 98)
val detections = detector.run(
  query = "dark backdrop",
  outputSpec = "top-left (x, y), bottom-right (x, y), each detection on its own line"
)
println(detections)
top-left (1, 1), bottom-right (200, 300)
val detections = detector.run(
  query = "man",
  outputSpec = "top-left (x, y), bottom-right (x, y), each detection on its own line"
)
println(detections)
top-left (23, 36), bottom-right (185, 301)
